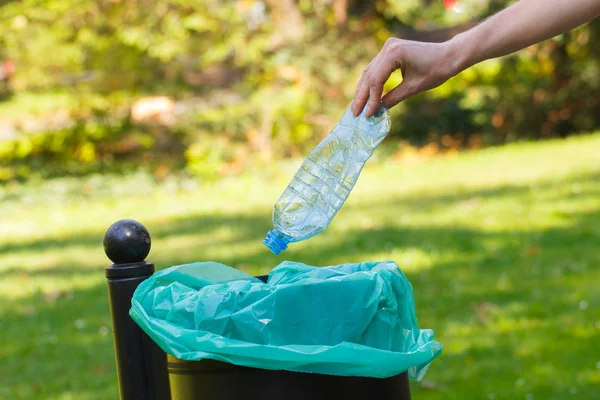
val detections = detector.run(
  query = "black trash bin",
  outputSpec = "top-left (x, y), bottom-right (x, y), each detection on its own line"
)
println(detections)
top-left (167, 354), bottom-right (411, 400)
top-left (104, 219), bottom-right (413, 400)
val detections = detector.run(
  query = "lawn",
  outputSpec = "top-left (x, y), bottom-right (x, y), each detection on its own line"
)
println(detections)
top-left (0, 133), bottom-right (599, 400)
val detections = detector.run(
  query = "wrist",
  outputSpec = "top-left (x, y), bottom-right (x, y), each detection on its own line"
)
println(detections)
top-left (443, 31), bottom-right (478, 77)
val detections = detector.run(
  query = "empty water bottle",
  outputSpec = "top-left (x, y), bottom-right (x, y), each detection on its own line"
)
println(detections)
top-left (263, 102), bottom-right (391, 255)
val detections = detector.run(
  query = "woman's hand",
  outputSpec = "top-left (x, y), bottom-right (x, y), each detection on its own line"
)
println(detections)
top-left (351, 0), bottom-right (600, 118)
top-left (351, 38), bottom-right (457, 118)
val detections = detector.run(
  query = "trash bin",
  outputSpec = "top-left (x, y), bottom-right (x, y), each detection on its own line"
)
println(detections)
top-left (166, 354), bottom-right (412, 400)
top-left (104, 220), bottom-right (440, 400)
top-left (163, 273), bottom-right (412, 400)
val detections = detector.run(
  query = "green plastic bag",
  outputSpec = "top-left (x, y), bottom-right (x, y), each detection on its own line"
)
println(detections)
top-left (130, 260), bottom-right (442, 380)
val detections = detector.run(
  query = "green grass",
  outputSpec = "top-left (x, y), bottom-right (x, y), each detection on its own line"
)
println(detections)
top-left (1, 133), bottom-right (600, 399)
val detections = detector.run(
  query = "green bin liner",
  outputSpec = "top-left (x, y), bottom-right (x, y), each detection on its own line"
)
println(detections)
top-left (130, 260), bottom-right (442, 380)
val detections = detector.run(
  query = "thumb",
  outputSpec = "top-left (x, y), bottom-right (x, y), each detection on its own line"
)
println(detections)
top-left (381, 80), bottom-right (417, 110)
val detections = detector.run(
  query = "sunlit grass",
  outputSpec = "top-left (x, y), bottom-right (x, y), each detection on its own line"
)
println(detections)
top-left (0, 133), bottom-right (599, 399)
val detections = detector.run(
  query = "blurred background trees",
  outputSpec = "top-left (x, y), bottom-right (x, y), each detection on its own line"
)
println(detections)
top-left (0, 0), bottom-right (598, 182)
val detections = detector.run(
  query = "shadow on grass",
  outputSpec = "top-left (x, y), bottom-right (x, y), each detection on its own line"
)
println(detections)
top-left (0, 213), bottom-right (270, 259)
top-left (1, 207), bottom-right (598, 399)
top-left (357, 169), bottom-right (600, 214)
top-left (1, 169), bottom-right (598, 261)
top-left (1, 169), bottom-right (598, 398)
top-left (0, 283), bottom-right (118, 399)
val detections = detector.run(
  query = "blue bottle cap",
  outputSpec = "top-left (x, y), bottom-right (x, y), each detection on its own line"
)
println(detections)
top-left (263, 230), bottom-right (288, 255)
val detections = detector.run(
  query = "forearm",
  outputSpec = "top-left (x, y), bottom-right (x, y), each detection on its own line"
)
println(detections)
top-left (447, 0), bottom-right (600, 74)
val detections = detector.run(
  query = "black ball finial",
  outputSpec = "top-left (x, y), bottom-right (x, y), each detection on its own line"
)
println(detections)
top-left (104, 219), bottom-right (151, 264)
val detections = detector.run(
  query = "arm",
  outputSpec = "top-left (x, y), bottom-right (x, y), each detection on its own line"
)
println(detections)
top-left (352, 0), bottom-right (600, 118)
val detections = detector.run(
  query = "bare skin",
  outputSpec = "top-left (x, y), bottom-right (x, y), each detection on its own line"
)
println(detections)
top-left (352, 0), bottom-right (600, 118)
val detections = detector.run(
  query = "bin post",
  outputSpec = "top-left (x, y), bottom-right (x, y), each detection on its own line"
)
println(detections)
top-left (104, 219), bottom-right (171, 400)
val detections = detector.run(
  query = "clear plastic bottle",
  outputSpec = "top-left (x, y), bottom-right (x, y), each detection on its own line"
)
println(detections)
top-left (263, 102), bottom-right (391, 255)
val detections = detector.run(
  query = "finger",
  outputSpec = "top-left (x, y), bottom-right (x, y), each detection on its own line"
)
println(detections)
top-left (352, 55), bottom-right (381, 117)
top-left (381, 80), bottom-right (416, 110)
top-left (353, 58), bottom-right (376, 100)
top-left (364, 56), bottom-right (395, 117)
top-left (351, 65), bottom-right (371, 116)
top-left (351, 70), bottom-right (368, 117)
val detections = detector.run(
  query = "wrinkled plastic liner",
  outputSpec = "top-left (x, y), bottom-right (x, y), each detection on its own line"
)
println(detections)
top-left (130, 260), bottom-right (442, 380)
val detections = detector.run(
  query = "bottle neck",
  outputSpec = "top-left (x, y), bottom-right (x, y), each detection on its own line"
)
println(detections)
top-left (263, 230), bottom-right (288, 255)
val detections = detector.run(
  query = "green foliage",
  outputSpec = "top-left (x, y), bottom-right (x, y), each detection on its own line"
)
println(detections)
top-left (379, 0), bottom-right (600, 148)
top-left (0, 0), bottom-right (599, 181)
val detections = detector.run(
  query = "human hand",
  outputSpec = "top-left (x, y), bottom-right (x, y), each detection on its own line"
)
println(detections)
top-left (352, 0), bottom-right (600, 118)
top-left (351, 38), bottom-right (458, 118)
